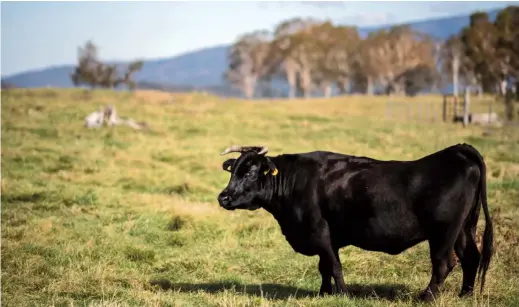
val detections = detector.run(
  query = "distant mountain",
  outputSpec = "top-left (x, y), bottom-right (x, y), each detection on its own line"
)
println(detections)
top-left (3, 45), bottom-right (229, 90)
top-left (2, 8), bottom-right (503, 97)
top-left (354, 9), bottom-right (500, 40)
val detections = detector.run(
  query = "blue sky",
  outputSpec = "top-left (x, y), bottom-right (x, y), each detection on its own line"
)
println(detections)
top-left (1, 1), bottom-right (516, 77)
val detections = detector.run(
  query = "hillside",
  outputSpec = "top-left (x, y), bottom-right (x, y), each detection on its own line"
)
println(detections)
top-left (2, 9), bottom-right (501, 95)
top-left (355, 9), bottom-right (500, 40)
top-left (2, 88), bottom-right (519, 306)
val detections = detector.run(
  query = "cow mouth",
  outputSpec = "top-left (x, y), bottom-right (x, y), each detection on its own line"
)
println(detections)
top-left (221, 202), bottom-right (260, 211)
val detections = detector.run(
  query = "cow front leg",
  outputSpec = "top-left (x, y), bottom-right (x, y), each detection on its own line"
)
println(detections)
top-left (332, 248), bottom-right (348, 294)
top-left (318, 245), bottom-right (347, 295)
top-left (318, 256), bottom-right (332, 296)
top-left (314, 220), bottom-right (347, 295)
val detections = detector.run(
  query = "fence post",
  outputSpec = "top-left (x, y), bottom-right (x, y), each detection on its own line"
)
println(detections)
top-left (489, 101), bottom-right (493, 124)
top-left (463, 88), bottom-right (470, 127)
top-left (442, 95), bottom-right (447, 122)
top-left (453, 96), bottom-right (458, 119)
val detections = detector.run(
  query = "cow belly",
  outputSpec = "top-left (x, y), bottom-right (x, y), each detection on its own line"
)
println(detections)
top-left (281, 225), bottom-right (322, 256)
top-left (284, 235), bottom-right (320, 256)
top-left (348, 216), bottom-right (426, 255)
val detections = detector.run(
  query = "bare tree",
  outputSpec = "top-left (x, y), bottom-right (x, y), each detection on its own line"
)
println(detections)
top-left (224, 30), bottom-right (274, 99)
top-left (273, 17), bottom-right (320, 98)
top-left (309, 23), bottom-right (360, 97)
top-left (71, 40), bottom-right (143, 91)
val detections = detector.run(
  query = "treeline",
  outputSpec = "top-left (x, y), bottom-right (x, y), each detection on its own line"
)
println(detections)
top-left (224, 6), bottom-right (519, 100)
top-left (70, 41), bottom-right (144, 90)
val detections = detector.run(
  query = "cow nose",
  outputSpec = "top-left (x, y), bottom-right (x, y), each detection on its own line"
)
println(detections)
top-left (218, 193), bottom-right (232, 206)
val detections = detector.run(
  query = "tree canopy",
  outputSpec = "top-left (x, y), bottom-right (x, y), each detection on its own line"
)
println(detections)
top-left (223, 5), bottom-right (519, 101)
top-left (70, 40), bottom-right (144, 91)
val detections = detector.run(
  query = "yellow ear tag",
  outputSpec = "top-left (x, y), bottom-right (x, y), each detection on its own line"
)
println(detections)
top-left (264, 168), bottom-right (279, 176)
top-left (226, 165), bottom-right (231, 171)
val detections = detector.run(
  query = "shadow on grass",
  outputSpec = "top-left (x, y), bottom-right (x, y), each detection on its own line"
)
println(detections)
top-left (149, 279), bottom-right (410, 300)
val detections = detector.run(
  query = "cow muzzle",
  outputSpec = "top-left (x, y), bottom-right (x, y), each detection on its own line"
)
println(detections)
top-left (217, 192), bottom-right (234, 209)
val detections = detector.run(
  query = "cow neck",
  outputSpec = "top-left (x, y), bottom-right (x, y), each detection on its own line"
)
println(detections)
top-left (262, 162), bottom-right (291, 217)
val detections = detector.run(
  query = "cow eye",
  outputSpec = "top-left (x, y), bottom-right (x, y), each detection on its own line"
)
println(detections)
top-left (244, 171), bottom-right (256, 179)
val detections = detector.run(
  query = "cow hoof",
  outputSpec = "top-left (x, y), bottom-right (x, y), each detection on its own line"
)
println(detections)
top-left (334, 287), bottom-right (350, 296)
top-left (419, 289), bottom-right (436, 302)
top-left (459, 287), bottom-right (474, 298)
top-left (318, 288), bottom-right (332, 297)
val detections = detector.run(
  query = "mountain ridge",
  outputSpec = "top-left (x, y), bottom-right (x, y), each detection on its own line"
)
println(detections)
top-left (2, 8), bottom-right (502, 96)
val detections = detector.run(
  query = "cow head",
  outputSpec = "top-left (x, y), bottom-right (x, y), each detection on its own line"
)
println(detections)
top-left (217, 145), bottom-right (278, 211)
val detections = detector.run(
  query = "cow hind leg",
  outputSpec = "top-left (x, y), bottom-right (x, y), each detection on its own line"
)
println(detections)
top-left (455, 228), bottom-right (481, 297)
top-left (420, 228), bottom-right (462, 301)
top-left (420, 251), bottom-right (452, 301)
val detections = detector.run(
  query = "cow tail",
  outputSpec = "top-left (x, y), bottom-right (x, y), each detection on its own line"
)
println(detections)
top-left (477, 156), bottom-right (493, 295)
top-left (459, 144), bottom-right (494, 294)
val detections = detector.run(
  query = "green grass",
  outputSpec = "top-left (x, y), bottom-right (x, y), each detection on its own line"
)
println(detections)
top-left (2, 88), bottom-right (519, 307)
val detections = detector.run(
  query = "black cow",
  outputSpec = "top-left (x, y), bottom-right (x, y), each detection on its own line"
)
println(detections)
top-left (217, 144), bottom-right (494, 301)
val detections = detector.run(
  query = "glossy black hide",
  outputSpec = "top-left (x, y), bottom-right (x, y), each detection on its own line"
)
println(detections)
top-left (217, 144), bottom-right (494, 302)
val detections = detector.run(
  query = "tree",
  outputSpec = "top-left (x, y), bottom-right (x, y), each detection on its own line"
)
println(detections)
top-left (352, 32), bottom-right (382, 95)
top-left (120, 60), bottom-right (144, 91)
top-left (71, 40), bottom-right (100, 89)
top-left (441, 35), bottom-right (466, 96)
top-left (70, 40), bottom-right (143, 91)
top-left (384, 26), bottom-right (436, 95)
top-left (494, 6), bottom-right (519, 97)
top-left (459, 11), bottom-right (500, 94)
top-left (351, 26), bottom-right (435, 96)
top-left (272, 17), bottom-right (320, 98)
top-left (397, 64), bottom-right (439, 96)
top-left (224, 30), bottom-right (275, 99)
top-left (309, 23), bottom-right (360, 96)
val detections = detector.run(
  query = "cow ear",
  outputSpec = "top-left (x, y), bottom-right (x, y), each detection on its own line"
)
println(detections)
top-left (222, 158), bottom-right (236, 172)
top-left (261, 157), bottom-right (278, 176)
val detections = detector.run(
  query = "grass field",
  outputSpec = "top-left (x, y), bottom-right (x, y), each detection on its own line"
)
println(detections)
top-left (2, 88), bottom-right (519, 307)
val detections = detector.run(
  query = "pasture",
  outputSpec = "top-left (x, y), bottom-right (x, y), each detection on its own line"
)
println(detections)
top-left (1, 88), bottom-right (518, 307)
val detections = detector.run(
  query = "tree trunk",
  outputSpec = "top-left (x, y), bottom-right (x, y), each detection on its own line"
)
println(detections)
top-left (243, 75), bottom-right (256, 99)
top-left (283, 60), bottom-right (298, 99)
top-left (366, 76), bottom-right (374, 96)
top-left (500, 79), bottom-right (508, 96)
top-left (322, 82), bottom-right (332, 98)
top-left (452, 54), bottom-right (459, 97)
top-left (336, 77), bottom-right (350, 95)
top-left (392, 81), bottom-right (404, 96)
top-left (336, 81), bottom-right (347, 94)
top-left (300, 69), bottom-right (312, 99)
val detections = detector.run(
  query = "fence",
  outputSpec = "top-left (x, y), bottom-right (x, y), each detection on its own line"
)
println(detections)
top-left (385, 89), bottom-right (505, 127)
top-left (385, 100), bottom-right (442, 123)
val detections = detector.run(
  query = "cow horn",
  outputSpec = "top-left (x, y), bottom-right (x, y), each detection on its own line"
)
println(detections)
top-left (220, 145), bottom-right (243, 156)
top-left (220, 145), bottom-right (269, 156)
top-left (257, 146), bottom-right (269, 155)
